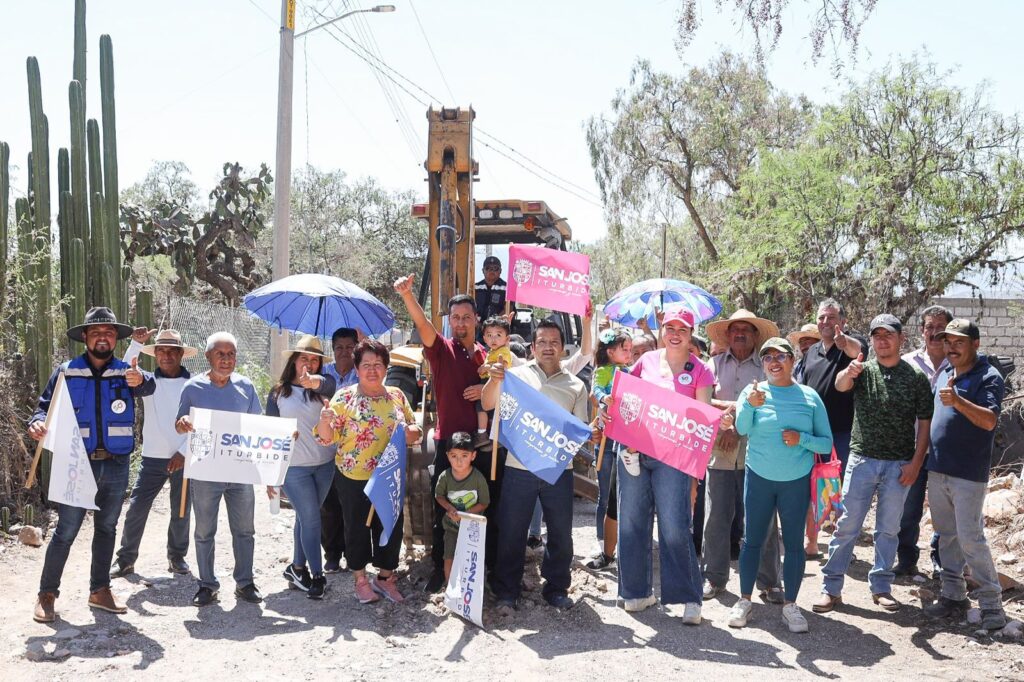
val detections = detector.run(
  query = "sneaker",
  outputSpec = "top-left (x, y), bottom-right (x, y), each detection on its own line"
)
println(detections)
top-left (622, 595), bottom-right (657, 612)
top-left (355, 576), bottom-right (380, 604)
top-left (585, 553), bottom-right (615, 570)
top-left (526, 535), bottom-right (544, 550)
top-left (924, 596), bottom-right (970, 619)
top-left (167, 557), bottom-right (190, 575)
top-left (33, 592), bottom-right (56, 623)
top-left (192, 587), bottom-right (219, 607)
top-left (284, 564), bottom-right (312, 592)
top-left (324, 559), bottom-right (344, 574)
top-left (981, 608), bottom-right (1007, 630)
top-left (371, 574), bottom-right (405, 603)
top-left (728, 598), bottom-right (753, 628)
top-left (307, 573), bottom-right (326, 600)
top-left (872, 592), bottom-right (901, 611)
top-left (88, 586), bottom-right (127, 614)
top-left (234, 584), bottom-right (263, 603)
top-left (702, 580), bottom-right (724, 600)
top-left (471, 431), bottom-right (492, 450)
top-left (545, 593), bottom-right (574, 610)
top-left (620, 451), bottom-right (641, 477)
top-left (109, 562), bottom-right (135, 580)
top-left (782, 603), bottom-right (809, 633)
top-left (424, 568), bottom-right (446, 594)
top-left (759, 587), bottom-right (785, 605)
top-left (681, 602), bottom-right (702, 625)
top-left (812, 592), bottom-right (842, 613)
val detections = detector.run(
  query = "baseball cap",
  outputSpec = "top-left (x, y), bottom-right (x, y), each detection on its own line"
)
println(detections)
top-left (662, 309), bottom-right (695, 329)
top-left (869, 313), bottom-right (903, 334)
top-left (759, 337), bottom-right (795, 356)
top-left (934, 318), bottom-right (980, 341)
top-left (482, 255), bottom-right (501, 268)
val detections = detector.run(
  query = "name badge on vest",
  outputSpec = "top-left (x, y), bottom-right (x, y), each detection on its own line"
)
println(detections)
top-left (111, 399), bottom-right (127, 415)
top-left (678, 374), bottom-right (693, 386)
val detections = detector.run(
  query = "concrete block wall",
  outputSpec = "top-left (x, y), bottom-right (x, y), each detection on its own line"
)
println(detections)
top-left (931, 297), bottom-right (1023, 369)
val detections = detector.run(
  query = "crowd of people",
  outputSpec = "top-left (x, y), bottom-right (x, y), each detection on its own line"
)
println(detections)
top-left (24, 259), bottom-right (1010, 637)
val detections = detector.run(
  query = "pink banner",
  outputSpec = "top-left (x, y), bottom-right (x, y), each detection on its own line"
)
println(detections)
top-left (507, 244), bottom-right (591, 316)
top-left (605, 371), bottom-right (723, 480)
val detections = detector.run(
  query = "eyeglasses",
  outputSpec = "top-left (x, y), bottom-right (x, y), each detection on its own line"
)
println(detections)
top-left (760, 352), bottom-right (792, 364)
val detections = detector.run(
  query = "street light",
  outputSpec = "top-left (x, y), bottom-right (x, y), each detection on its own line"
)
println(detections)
top-left (270, 2), bottom-right (395, 373)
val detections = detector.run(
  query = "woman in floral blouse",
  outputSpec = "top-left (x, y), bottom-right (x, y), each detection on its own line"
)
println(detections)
top-left (316, 339), bottom-right (422, 604)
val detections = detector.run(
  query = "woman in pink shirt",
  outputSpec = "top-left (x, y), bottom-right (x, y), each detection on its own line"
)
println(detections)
top-left (612, 310), bottom-right (714, 624)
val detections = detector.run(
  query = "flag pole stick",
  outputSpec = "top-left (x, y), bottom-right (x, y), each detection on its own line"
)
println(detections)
top-left (596, 433), bottom-right (607, 473)
top-left (366, 505), bottom-right (375, 527)
top-left (25, 373), bottom-right (66, 490)
top-left (490, 409), bottom-right (500, 481)
top-left (180, 478), bottom-right (189, 518)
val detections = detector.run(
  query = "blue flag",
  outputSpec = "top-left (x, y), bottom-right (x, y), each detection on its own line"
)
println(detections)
top-left (497, 371), bottom-right (592, 485)
top-left (363, 425), bottom-right (407, 545)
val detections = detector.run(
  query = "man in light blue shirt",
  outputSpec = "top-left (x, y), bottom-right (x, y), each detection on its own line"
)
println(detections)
top-left (175, 332), bottom-right (263, 607)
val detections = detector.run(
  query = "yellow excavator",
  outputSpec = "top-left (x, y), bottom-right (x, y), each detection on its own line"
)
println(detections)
top-left (388, 107), bottom-right (593, 548)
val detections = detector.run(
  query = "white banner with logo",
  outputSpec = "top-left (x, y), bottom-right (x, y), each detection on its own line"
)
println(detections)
top-left (42, 373), bottom-right (99, 510)
top-left (184, 408), bottom-right (297, 485)
top-left (444, 512), bottom-right (487, 628)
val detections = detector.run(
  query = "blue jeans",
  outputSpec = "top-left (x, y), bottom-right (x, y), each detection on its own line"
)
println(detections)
top-left (617, 453), bottom-right (702, 605)
top-left (822, 454), bottom-right (910, 596)
top-left (897, 466), bottom-right (941, 569)
top-left (833, 431), bottom-right (852, 479)
top-left (739, 469), bottom-right (808, 602)
top-left (281, 461), bottom-right (336, 575)
top-left (39, 456), bottom-right (130, 595)
top-left (493, 467), bottom-right (574, 602)
top-left (191, 480), bottom-right (256, 591)
top-left (929, 471), bottom-right (1003, 610)
top-left (595, 439), bottom-right (617, 541)
top-left (704, 468), bottom-right (781, 590)
top-left (116, 456), bottom-right (190, 567)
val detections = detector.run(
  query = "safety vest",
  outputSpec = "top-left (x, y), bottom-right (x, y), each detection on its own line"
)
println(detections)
top-left (62, 354), bottom-right (136, 455)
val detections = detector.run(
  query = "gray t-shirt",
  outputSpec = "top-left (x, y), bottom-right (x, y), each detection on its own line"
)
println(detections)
top-left (266, 384), bottom-right (336, 467)
top-left (177, 372), bottom-right (262, 420)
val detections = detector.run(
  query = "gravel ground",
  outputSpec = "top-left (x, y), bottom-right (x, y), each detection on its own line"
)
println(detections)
top-left (3, 492), bottom-right (1024, 680)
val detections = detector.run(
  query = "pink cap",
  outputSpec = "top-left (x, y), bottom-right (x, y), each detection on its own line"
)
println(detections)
top-left (662, 309), bottom-right (695, 329)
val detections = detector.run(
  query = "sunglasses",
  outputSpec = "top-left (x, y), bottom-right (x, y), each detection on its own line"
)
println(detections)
top-left (760, 352), bottom-right (792, 364)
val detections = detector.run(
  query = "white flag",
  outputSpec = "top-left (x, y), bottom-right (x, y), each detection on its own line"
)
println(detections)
top-left (42, 373), bottom-right (99, 510)
top-left (444, 512), bottom-right (487, 628)
top-left (184, 408), bottom-right (296, 486)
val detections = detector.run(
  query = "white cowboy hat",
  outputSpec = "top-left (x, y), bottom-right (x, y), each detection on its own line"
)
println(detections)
top-left (706, 309), bottom-right (780, 349)
top-left (139, 329), bottom-right (199, 360)
top-left (281, 334), bottom-right (332, 360)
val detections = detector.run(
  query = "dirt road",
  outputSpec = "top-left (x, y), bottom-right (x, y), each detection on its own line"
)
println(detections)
top-left (3, 493), bottom-right (1023, 680)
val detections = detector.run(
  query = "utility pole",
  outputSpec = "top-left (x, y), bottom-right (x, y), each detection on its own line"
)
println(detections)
top-left (270, 0), bottom-right (296, 375)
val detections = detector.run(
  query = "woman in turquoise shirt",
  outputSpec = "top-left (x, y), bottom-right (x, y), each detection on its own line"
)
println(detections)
top-left (731, 337), bottom-right (833, 633)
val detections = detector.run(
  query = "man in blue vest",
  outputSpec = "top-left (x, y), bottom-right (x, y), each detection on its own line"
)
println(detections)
top-left (28, 307), bottom-right (155, 623)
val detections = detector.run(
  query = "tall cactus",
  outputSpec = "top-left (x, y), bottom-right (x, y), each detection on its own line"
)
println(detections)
top-left (86, 120), bottom-right (104, 305)
top-left (14, 197), bottom-right (30, 348)
top-left (69, 237), bottom-right (87, 339)
top-left (100, 35), bottom-right (122, 320)
top-left (69, 80), bottom-right (89, 245)
top-left (57, 148), bottom-right (71, 304)
top-left (73, 0), bottom-right (87, 105)
top-left (26, 58), bottom-right (53, 390)
top-left (135, 288), bottom-right (153, 370)
top-left (0, 141), bottom-right (8, 316)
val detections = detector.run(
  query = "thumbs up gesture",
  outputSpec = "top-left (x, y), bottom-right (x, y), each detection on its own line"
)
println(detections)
top-left (319, 397), bottom-right (335, 423)
top-left (125, 356), bottom-right (143, 387)
top-left (393, 273), bottom-right (415, 296)
top-left (297, 366), bottom-right (321, 390)
top-left (847, 353), bottom-right (865, 379)
top-left (747, 381), bottom-right (766, 408)
top-left (938, 373), bottom-right (958, 406)
top-left (834, 324), bottom-right (850, 351)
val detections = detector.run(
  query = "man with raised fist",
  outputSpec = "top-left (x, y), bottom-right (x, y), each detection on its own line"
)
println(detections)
top-left (813, 314), bottom-right (933, 615)
top-left (923, 319), bottom-right (1007, 631)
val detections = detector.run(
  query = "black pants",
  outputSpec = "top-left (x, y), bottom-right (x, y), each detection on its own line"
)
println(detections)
top-left (320, 469), bottom-right (346, 563)
top-left (335, 473), bottom-right (402, 572)
top-left (430, 438), bottom-right (504, 571)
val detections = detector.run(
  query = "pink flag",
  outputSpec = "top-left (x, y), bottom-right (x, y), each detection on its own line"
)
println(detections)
top-left (507, 244), bottom-right (591, 316)
top-left (605, 370), bottom-right (723, 480)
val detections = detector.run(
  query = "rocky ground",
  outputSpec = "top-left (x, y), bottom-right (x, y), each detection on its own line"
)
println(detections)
top-left (3, 487), bottom-right (1024, 681)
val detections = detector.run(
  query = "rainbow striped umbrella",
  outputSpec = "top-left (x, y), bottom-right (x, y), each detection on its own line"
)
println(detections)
top-left (603, 278), bottom-right (722, 328)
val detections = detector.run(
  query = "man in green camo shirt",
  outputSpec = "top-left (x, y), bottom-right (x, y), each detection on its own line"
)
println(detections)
top-left (814, 314), bottom-right (934, 615)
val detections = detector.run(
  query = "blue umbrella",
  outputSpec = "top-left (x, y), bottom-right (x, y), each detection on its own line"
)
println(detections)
top-left (604, 278), bottom-right (723, 329)
top-left (243, 273), bottom-right (395, 337)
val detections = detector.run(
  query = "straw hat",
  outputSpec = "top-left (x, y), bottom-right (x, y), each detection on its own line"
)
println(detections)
top-left (281, 334), bottom-right (331, 360)
top-left (786, 323), bottom-right (822, 347)
top-left (706, 309), bottom-right (780, 349)
top-left (140, 329), bottom-right (199, 360)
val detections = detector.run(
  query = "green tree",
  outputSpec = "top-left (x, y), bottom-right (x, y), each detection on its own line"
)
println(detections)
top-left (724, 57), bottom-right (1024, 327)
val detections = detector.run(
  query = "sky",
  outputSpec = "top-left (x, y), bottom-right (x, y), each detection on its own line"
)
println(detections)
top-left (2, 0), bottom-right (1023, 292)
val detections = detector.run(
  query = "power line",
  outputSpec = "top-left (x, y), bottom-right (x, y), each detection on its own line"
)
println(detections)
top-left (243, 0), bottom-right (277, 25)
top-left (408, 0), bottom-right (457, 103)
